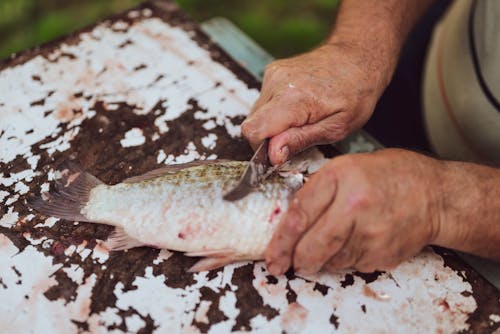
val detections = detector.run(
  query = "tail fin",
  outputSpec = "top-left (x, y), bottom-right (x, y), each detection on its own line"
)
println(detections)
top-left (28, 162), bottom-right (104, 222)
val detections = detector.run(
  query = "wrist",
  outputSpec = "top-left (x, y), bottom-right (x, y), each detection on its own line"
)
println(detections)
top-left (322, 34), bottom-right (396, 96)
top-left (429, 160), bottom-right (455, 247)
top-left (430, 161), bottom-right (493, 252)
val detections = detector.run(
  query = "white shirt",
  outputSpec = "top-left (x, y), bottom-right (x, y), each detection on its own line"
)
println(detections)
top-left (423, 0), bottom-right (500, 165)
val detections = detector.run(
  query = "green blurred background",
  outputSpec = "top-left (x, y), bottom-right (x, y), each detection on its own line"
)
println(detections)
top-left (0, 0), bottom-right (338, 60)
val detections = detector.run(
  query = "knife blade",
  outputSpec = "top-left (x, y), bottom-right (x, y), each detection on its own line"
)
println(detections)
top-left (223, 138), bottom-right (273, 201)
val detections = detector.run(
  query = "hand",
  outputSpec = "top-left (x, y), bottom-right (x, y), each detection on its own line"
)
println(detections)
top-left (241, 42), bottom-right (391, 165)
top-left (265, 149), bottom-right (446, 275)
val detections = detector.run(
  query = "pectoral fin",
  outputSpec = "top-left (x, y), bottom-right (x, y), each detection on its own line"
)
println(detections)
top-left (185, 248), bottom-right (238, 272)
top-left (102, 227), bottom-right (147, 251)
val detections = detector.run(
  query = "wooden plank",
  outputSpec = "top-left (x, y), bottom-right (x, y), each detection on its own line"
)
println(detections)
top-left (0, 1), bottom-right (498, 332)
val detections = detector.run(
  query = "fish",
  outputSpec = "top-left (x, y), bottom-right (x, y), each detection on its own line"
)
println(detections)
top-left (28, 159), bottom-right (311, 272)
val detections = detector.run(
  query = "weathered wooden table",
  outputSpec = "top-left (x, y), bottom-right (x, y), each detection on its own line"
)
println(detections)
top-left (0, 1), bottom-right (499, 333)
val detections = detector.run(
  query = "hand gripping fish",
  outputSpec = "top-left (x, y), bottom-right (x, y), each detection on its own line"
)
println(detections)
top-left (29, 150), bottom-right (327, 272)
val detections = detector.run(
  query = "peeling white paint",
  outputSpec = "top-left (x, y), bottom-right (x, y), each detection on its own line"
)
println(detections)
top-left (0, 209), bottom-right (18, 228)
top-left (87, 307), bottom-right (122, 332)
top-left (194, 300), bottom-right (212, 324)
top-left (0, 16), bottom-right (258, 166)
top-left (490, 314), bottom-right (500, 323)
top-left (14, 181), bottom-right (30, 195)
top-left (0, 190), bottom-right (9, 202)
top-left (22, 232), bottom-right (47, 245)
top-left (91, 244), bottom-right (110, 264)
top-left (40, 182), bottom-right (50, 193)
top-left (126, 314), bottom-right (146, 332)
top-left (202, 120), bottom-right (216, 130)
top-left (201, 133), bottom-right (217, 150)
top-left (5, 194), bottom-right (19, 206)
top-left (245, 251), bottom-right (478, 334)
top-left (0, 235), bottom-right (97, 333)
top-left (1, 169), bottom-right (37, 187)
top-left (120, 128), bottom-right (146, 148)
top-left (157, 149), bottom-right (167, 164)
top-left (34, 217), bottom-right (59, 228)
top-left (152, 249), bottom-right (173, 265)
top-left (164, 142), bottom-right (203, 165)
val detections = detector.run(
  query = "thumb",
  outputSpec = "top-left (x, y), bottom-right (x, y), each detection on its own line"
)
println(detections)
top-left (268, 114), bottom-right (349, 165)
top-left (268, 124), bottom-right (325, 165)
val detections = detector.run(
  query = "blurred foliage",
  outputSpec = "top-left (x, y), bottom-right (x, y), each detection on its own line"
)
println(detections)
top-left (0, 0), bottom-right (338, 60)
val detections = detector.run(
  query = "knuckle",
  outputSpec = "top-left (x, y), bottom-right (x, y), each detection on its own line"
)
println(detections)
top-left (332, 154), bottom-right (357, 171)
top-left (344, 191), bottom-right (372, 216)
top-left (367, 250), bottom-right (400, 271)
top-left (361, 223), bottom-right (386, 240)
top-left (341, 186), bottom-right (376, 214)
top-left (294, 248), bottom-right (323, 275)
top-left (328, 249), bottom-right (353, 269)
top-left (323, 117), bottom-right (350, 142)
top-left (289, 131), bottom-right (310, 151)
top-left (319, 164), bottom-right (338, 184)
top-left (265, 243), bottom-right (290, 261)
top-left (264, 61), bottom-right (282, 76)
top-left (240, 121), bottom-right (252, 137)
top-left (284, 206), bottom-right (308, 234)
top-left (335, 126), bottom-right (350, 141)
top-left (321, 231), bottom-right (346, 249)
top-left (293, 242), bottom-right (311, 267)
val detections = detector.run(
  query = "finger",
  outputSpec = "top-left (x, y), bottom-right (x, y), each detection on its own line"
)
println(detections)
top-left (354, 251), bottom-right (397, 273)
top-left (241, 64), bottom-right (283, 149)
top-left (322, 224), bottom-right (364, 272)
top-left (241, 93), bottom-right (310, 153)
top-left (268, 113), bottom-right (347, 165)
top-left (265, 165), bottom-right (338, 275)
top-left (247, 76), bottom-right (276, 119)
top-left (242, 99), bottom-right (273, 151)
top-left (356, 235), bottom-right (425, 272)
top-left (292, 196), bottom-right (356, 276)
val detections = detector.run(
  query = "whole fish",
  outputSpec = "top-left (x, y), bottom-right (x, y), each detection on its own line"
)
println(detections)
top-left (29, 159), bottom-right (309, 272)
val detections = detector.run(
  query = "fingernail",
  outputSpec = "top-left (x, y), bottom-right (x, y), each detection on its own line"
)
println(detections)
top-left (241, 119), bottom-right (254, 132)
top-left (268, 263), bottom-right (283, 276)
top-left (280, 146), bottom-right (289, 162)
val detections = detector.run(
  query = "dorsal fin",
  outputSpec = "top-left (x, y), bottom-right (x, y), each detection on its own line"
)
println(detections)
top-left (122, 159), bottom-right (231, 183)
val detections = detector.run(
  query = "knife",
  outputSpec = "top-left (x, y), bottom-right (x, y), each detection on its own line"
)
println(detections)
top-left (223, 138), bottom-right (273, 201)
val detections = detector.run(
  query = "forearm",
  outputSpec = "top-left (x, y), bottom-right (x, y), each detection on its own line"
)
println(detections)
top-left (328, 0), bottom-right (436, 87)
top-left (434, 161), bottom-right (500, 261)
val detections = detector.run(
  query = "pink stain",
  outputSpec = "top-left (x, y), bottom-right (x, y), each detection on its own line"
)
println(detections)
top-left (363, 285), bottom-right (380, 300)
top-left (268, 205), bottom-right (282, 223)
top-left (259, 279), bottom-right (286, 297)
top-left (437, 298), bottom-right (451, 312)
top-left (0, 235), bottom-right (10, 249)
top-left (178, 219), bottom-right (201, 239)
top-left (281, 302), bottom-right (308, 331)
top-left (78, 296), bottom-right (91, 318)
top-left (54, 101), bottom-right (77, 122)
top-left (51, 241), bottom-right (65, 256)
